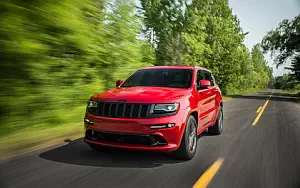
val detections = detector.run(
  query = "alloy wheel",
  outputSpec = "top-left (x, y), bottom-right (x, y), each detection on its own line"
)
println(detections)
top-left (218, 109), bottom-right (223, 131)
top-left (188, 123), bottom-right (197, 153)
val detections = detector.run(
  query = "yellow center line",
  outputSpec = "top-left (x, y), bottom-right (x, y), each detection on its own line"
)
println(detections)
top-left (252, 91), bottom-right (273, 126)
top-left (193, 158), bottom-right (224, 188)
top-left (256, 106), bottom-right (262, 113)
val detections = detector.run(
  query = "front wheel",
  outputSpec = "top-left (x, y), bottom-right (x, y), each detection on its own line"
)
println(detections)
top-left (208, 106), bottom-right (223, 135)
top-left (172, 115), bottom-right (197, 160)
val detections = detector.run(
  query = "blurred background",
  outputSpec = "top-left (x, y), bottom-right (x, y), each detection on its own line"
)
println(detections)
top-left (1, 0), bottom-right (297, 157)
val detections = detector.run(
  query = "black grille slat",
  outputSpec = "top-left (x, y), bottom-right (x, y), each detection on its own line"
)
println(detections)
top-left (98, 103), bottom-right (104, 115)
top-left (115, 104), bottom-right (119, 117)
top-left (117, 104), bottom-right (124, 117)
top-left (129, 104), bottom-right (134, 117)
top-left (137, 105), bottom-right (142, 117)
top-left (93, 102), bottom-right (151, 118)
top-left (110, 104), bottom-right (117, 116)
top-left (122, 104), bottom-right (126, 117)
top-left (132, 105), bottom-right (140, 117)
top-left (124, 104), bottom-right (132, 117)
top-left (103, 103), bottom-right (109, 116)
top-left (140, 105), bottom-right (148, 117)
top-left (101, 103), bottom-right (105, 116)
top-left (108, 103), bottom-right (112, 116)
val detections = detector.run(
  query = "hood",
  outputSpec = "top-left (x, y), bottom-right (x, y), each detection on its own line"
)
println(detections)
top-left (91, 86), bottom-right (191, 103)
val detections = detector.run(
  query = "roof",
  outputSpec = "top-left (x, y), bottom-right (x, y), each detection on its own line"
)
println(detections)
top-left (139, 65), bottom-right (209, 71)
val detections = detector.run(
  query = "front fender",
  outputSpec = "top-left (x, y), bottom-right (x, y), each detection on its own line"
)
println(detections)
top-left (176, 108), bottom-right (198, 145)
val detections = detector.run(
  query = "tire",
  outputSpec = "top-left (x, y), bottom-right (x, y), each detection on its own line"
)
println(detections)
top-left (172, 115), bottom-right (197, 160)
top-left (208, 106), bottom-right (223, 135)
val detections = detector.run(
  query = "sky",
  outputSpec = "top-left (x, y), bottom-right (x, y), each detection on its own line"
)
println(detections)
top-left (229, 0), bottom-right (300, 76)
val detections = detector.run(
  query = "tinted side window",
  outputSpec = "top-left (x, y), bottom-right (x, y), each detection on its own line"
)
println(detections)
top-left (202, 71), bottom-right (214, 86)
top-left (211, 74), bottom-right (216, 86)
top-left (196, 70), bottom-right (205, 89)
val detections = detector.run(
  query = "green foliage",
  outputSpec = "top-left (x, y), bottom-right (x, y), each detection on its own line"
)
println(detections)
top-left (0, 0), bottom-right (154, 137)
top-left (274, 74), bottom-right (300, 90)
top-left (262, 14), bottom-right (300, 81)
top-left (140, 0), bottom-right (186, 65)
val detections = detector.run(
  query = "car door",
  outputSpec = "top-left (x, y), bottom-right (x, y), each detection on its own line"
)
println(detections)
top-left (206, 71), bottom-right (218, 123)
top-left (197, 70), bottom-right (216, 128)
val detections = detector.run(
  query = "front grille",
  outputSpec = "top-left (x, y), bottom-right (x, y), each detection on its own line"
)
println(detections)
top-left (96, 102), bottom-right (151, 118)
top-left (86, 130), bottom-right (168, 146)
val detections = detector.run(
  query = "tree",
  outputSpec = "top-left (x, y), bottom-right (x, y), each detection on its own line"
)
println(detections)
top-left (262, 14), bottom-right (300, 81)
top-left (140, 0), bottom-right (186, 65)
top-left (183, 0), bottom-right (247, 91)
top-left (140, 0), bottom-right (272, 93)
top-left (0, 0), bottom-right (93, 134)
top-left (180, 0), bottom-right (211, 66)
top-left (100, 0), bottom-right (145, 88)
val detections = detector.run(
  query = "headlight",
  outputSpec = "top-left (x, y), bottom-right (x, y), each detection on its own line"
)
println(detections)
top-left (87, 101), bottom-right (98, 108)
top-left (153, 103), bottom-right (179, 113)
top-left (87, 100), bottom-right (98, 115)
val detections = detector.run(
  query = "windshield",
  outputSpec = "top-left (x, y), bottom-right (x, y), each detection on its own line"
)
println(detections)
top-left (121, 69), bottom-right (193, 88)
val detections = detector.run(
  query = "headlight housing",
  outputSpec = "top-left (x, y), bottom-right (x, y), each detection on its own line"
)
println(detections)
top-left (152, 103), bottom-right (179, 114)
top-left (87, 100), bottom-right (98, 115)
top-left (87, 101), bottom-right (98, 108)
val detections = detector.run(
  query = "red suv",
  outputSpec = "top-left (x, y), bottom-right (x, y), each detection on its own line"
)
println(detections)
top-left (84, 66), bottom-right (223, 160)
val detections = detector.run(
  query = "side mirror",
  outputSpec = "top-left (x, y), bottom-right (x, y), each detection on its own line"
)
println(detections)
top-left (199, 80), bottom-right (211, 89)
top-left (116, 80), bottom-right (124, 87)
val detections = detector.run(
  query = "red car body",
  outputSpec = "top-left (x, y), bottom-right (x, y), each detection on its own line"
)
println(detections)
top-left (84, 66), bottom-right (223, 153)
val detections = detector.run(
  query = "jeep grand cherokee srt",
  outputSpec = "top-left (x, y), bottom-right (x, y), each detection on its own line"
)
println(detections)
top-left (84, 66), bottom-right (223, 160)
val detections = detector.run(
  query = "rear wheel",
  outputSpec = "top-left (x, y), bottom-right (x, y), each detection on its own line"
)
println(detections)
top-left (172, 115), bottom-right (197, 160)
top-left (208, 106), bottom-right (223, 135)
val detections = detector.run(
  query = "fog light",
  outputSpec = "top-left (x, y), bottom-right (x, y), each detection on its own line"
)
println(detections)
top-left (84, 118), bottom-right (94, 125)
top-left (150, 123), bottom-right (175, 129)
top-left (167, 123), bottom-right (175, 128)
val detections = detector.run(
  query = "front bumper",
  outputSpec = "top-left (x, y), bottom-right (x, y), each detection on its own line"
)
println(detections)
top-left (84, 109), bottom-right (188, 152)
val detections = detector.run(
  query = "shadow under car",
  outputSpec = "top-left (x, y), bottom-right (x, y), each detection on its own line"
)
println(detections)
top-left (39, 138), bottom-right (185, 168)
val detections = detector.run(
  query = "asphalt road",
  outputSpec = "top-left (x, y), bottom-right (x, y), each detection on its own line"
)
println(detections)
top-left (1, 89), bottom-right (300, 188)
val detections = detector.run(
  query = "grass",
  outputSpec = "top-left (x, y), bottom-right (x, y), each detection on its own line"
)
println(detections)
top-left (0, 122), bottom-right (83, 159)
top-left (279, 89), bottom-right (300, 103)
top-left (280, 89), bottom-right (300, 95)
top-left (228, 88), bottom-right (266, 95)
top-left (223, 88), bottom-right (267, 100)
top-left (222, 96), bottom-right (232, 100)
